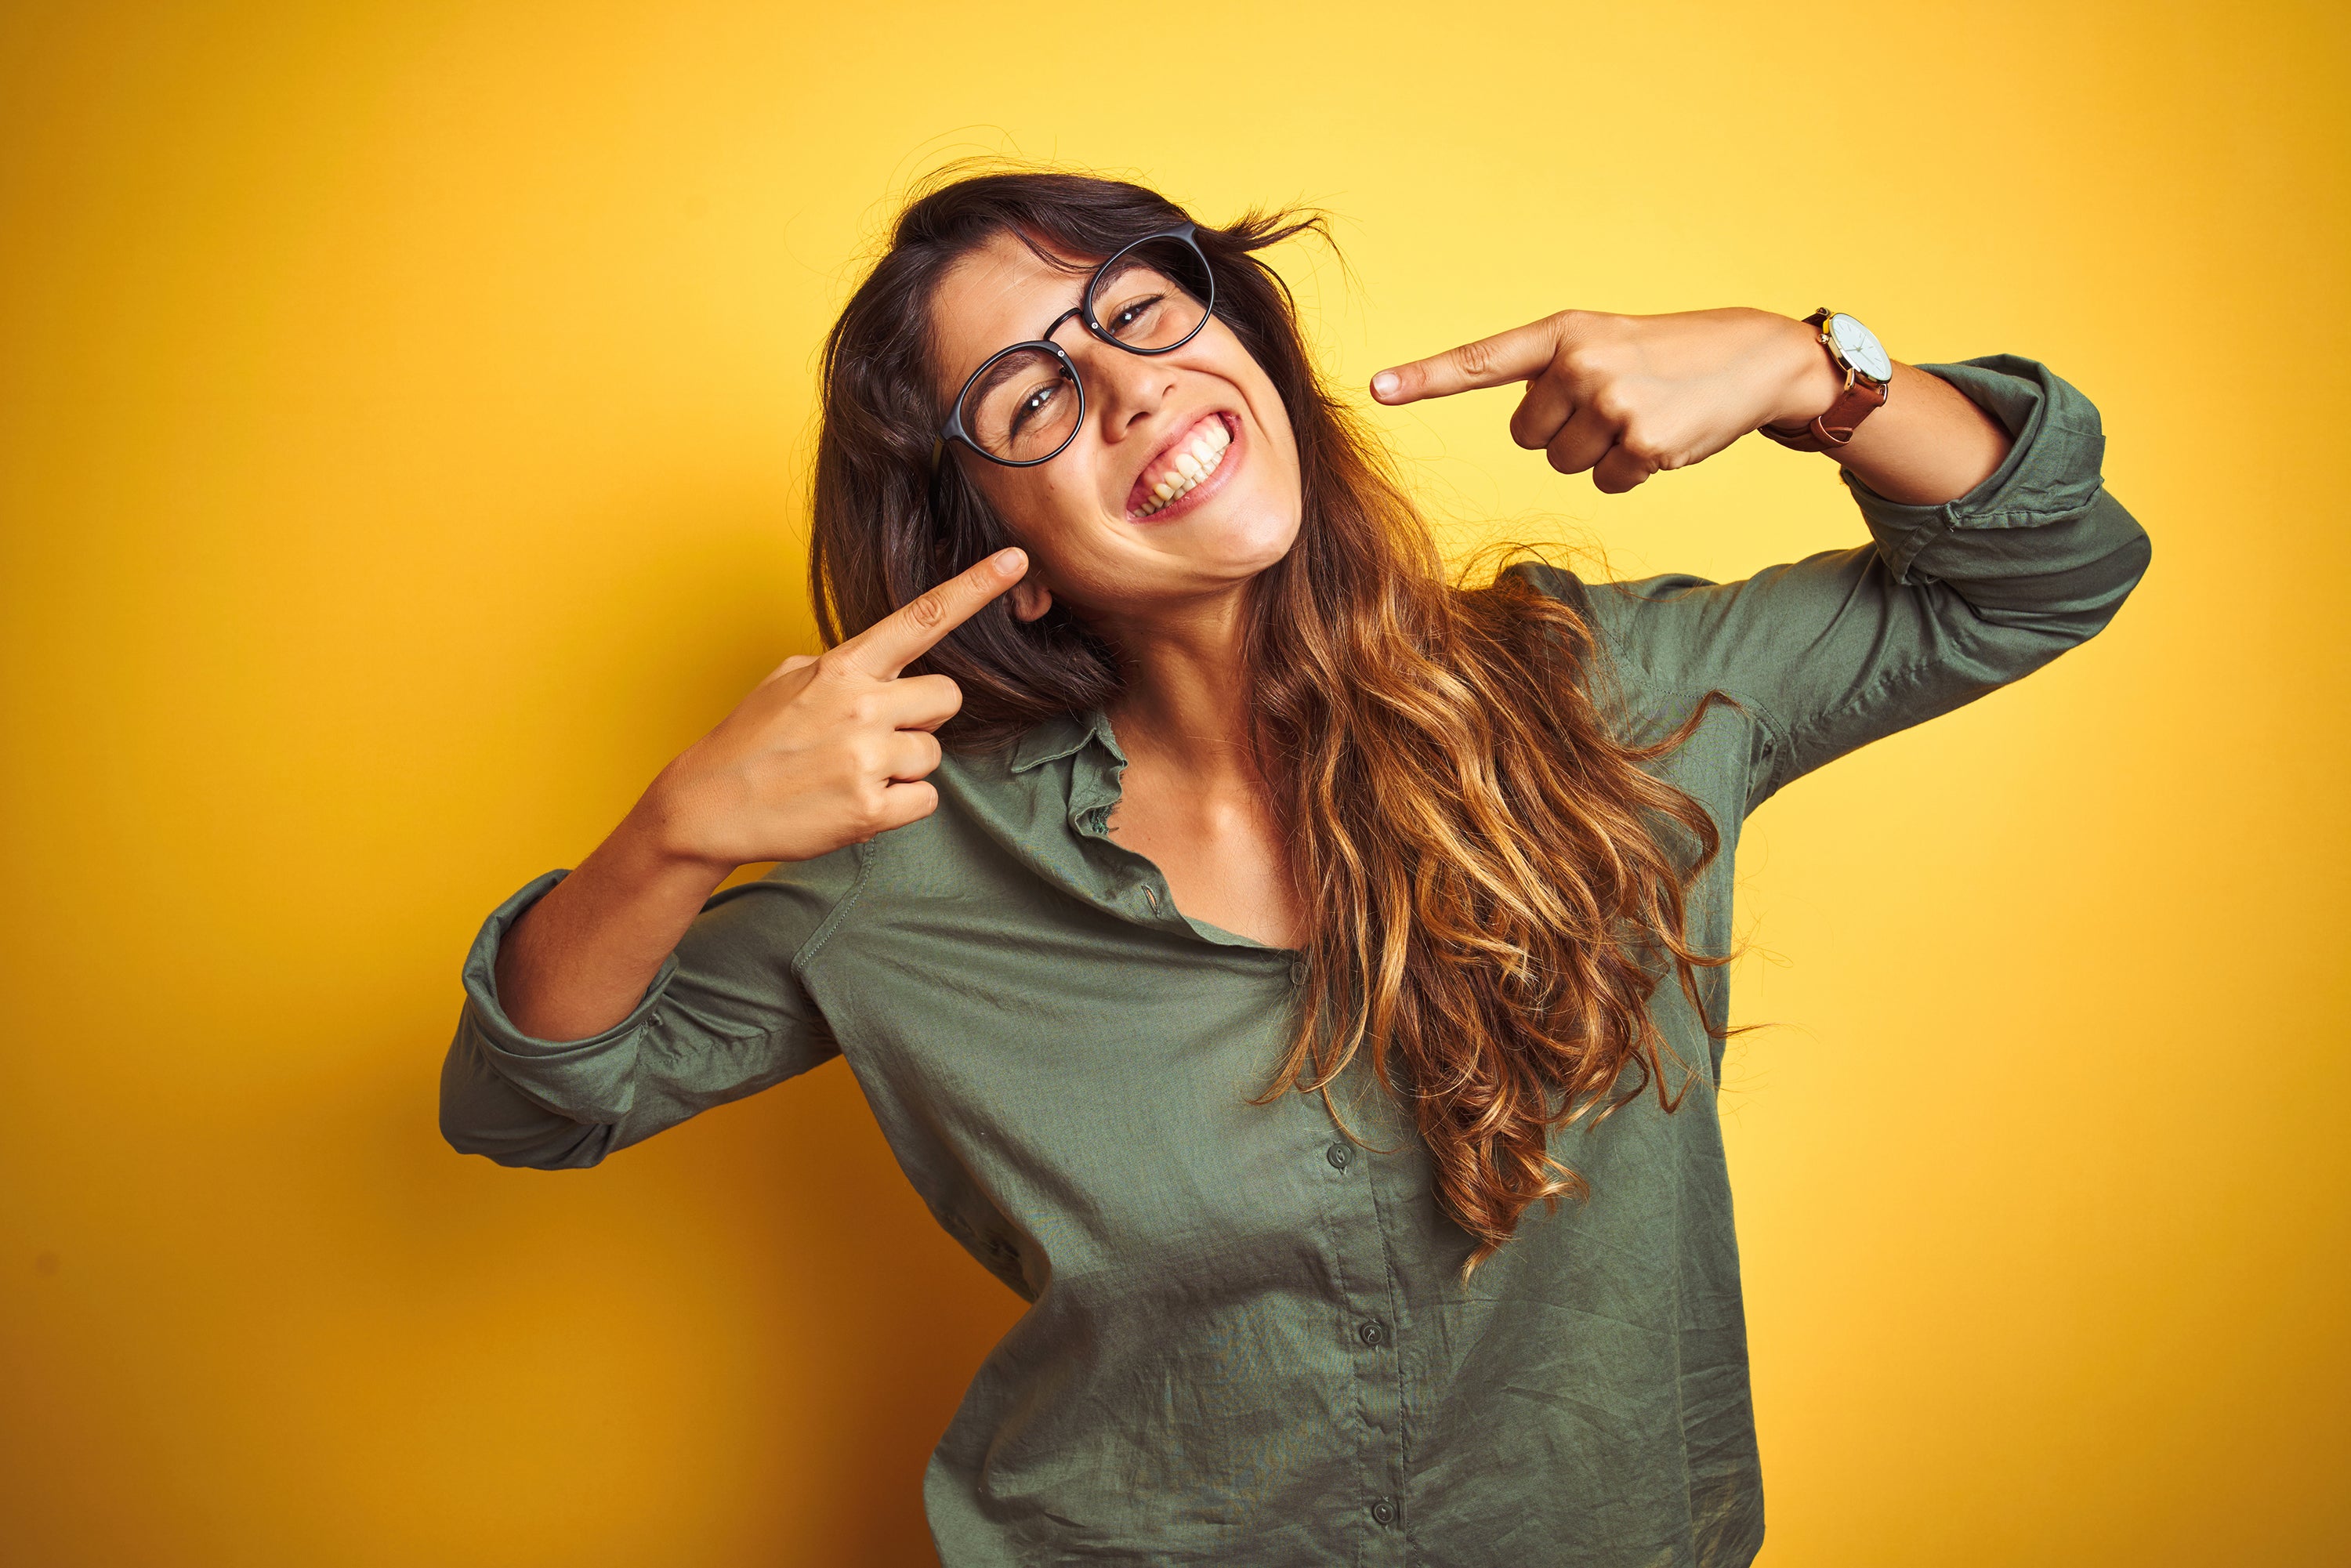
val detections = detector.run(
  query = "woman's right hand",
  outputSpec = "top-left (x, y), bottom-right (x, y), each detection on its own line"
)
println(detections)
top-left (631, 547), bottom-right (1029, 873)
top-left (489, 547), bottom-right (1028, 1044)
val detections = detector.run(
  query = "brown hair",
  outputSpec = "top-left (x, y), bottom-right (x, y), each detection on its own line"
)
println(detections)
top-left (810, 168), bottom-right (1730, 1273)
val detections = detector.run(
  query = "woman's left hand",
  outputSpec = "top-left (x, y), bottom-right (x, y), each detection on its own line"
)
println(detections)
top-left (1370, 307), bottom-right (1846, 494)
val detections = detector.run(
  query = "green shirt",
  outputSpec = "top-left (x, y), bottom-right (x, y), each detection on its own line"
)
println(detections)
top-left (441, 354), bottom-right (2150, 1566)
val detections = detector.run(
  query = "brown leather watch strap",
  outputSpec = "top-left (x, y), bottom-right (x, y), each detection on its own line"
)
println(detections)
top-left (1759, 308), bottom-right (1889, 453)
top-left (1759, 376), bottom-right (1887, 452)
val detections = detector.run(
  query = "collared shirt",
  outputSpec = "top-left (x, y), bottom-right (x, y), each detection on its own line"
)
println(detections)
top-left (441, 354), bottom-right (2150, 1566)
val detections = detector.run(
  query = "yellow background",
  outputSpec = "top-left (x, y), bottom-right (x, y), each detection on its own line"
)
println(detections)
top-left (3, 2), bottom-right (2343, 1562)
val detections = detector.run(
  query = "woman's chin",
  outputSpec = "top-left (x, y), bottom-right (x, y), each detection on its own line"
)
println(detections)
top-left (1173, 499), bottom-right (1301, 579)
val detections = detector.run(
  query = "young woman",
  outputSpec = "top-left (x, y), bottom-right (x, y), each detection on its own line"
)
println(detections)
top-left (440, 171), bottom-right (2149, 1564)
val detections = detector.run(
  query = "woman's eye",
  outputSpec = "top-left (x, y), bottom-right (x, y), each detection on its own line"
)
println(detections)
top-left (1110, 292), bottom-right (1166, 333)
top-left (1009, 379), bottom-right (1063, 434)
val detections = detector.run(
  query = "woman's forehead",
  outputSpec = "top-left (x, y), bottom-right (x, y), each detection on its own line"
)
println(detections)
top-left (931, 232), bottom-right (1096, 391)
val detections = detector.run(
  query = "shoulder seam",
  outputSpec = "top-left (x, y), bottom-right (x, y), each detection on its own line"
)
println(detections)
top-left (788, 841), bottom-right (875, 982)
top-left (1547, 564), bottom-right (1596, 621)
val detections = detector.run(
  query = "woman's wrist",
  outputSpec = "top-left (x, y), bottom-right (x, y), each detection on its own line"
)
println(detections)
top-left (610, 775), bottom-right (741, 900)
top-left (1762, 311), bottom-right (1849, 434)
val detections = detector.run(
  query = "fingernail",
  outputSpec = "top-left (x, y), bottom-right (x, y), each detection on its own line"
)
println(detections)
top-left (991, 548), bottom-right (1025, 576)
top-left (1371, 371), bottom-right (1400, 399)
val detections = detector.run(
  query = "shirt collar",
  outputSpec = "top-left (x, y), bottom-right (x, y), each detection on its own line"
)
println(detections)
top-left (1008, 708), bottom-right (1125, 775)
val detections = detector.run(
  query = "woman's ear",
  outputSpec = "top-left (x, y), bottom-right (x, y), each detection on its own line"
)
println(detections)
top-left (1008, 573), bottom-right (1052, 622)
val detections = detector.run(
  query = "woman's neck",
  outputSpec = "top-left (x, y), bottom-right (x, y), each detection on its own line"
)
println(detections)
top-left (1098, 592), bottom-right (1261, 785)
top-left (1092, 587), bottom-right (1303, 949)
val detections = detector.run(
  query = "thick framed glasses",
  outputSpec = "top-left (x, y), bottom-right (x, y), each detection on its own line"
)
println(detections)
top-left (936, 224), bottom-right (1216, 469)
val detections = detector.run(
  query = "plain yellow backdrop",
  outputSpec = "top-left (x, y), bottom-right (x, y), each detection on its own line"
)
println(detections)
top-left (3, 1), bottom-right (2344, 1563)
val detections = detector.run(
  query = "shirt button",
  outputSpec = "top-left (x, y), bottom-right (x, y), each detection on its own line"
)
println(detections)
top-left (1358, 1320), bottom-right (1386, 1347)
top-left (1370, 1498), bottom-right (1396, 1526)
top-left (1324, 1141), bottom-right (1352, 1171)
top-left (1288, 956), bottom-right (1308, 987)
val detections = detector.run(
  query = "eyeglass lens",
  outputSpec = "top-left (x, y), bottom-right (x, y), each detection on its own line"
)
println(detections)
top-left (958, 237), bottom-right (1212, 464)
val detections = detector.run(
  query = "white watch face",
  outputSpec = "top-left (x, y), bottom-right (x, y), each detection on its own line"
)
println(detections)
top-left (1828, 313), bottom-right (1893, 382)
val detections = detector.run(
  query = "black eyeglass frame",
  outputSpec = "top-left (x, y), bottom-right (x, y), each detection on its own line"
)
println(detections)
top-left (933, 223), bottom-right (1216, 470)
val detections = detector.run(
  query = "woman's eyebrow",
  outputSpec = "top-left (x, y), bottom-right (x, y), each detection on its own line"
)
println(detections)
top-left (955, 299), bottom-right (1084, 399)
top-left (969, 349), bottom-right (1042, 404)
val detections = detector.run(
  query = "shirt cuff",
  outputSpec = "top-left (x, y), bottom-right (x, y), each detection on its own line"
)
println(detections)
top-left (1840, 353), bottom-right (2109, 585)
top-left (456, 869), bottom-right (676, 1123)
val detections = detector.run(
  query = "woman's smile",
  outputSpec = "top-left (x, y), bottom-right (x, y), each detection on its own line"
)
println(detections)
top-left (1126, 410), bottom-right (1241, 522)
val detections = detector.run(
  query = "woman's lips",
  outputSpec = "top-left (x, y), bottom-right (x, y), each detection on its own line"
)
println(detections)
top-left (1125, 412), bottom-right (1241, 523)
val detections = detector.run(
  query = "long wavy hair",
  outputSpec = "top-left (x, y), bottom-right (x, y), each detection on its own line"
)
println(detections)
top-left (810, 168), bottom-right (1731, 1273)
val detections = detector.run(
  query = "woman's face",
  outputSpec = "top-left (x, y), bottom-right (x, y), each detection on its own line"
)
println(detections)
top-left (929, 230), bottom-right (1304, 628)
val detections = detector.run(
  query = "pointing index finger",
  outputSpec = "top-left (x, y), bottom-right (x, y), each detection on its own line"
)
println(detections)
top-left (835, 548), bottom-right (1027, 678)
top-left (1370, 315), bottom-right (1564, 407)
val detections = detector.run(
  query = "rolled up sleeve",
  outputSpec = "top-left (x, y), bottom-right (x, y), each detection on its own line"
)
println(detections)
top-left (439, 852), bottom-right (860, 1169)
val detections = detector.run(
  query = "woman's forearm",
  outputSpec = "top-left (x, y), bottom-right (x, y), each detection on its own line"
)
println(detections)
top-left (491, 812), bottom-right (731, 1042)
top-left (1773, 326), bottom-right (2015, 507)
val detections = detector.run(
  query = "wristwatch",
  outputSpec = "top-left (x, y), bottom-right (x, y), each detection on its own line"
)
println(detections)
top-left (1759, 308), bottom-right (1893, 452)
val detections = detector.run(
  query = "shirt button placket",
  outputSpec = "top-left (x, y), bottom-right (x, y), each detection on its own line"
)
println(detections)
top-left (1313, 1058), bottom-right (1404, 1560)
top-left (1356, 1307), bottom-right (1404, 1551)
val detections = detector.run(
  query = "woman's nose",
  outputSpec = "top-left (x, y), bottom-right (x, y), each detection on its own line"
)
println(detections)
top-left (1082, 346), bottom-right (1175, 441)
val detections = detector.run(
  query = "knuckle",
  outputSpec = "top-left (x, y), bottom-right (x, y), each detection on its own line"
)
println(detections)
top-left (1452, 339), bottom-right (1497, 378)
top-left (1592, 386), bottom-right (1635, 424)
top-left (904, 589), bottom-right (949, 630)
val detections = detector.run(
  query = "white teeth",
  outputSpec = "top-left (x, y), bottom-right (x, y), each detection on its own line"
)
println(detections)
top-left (1133, 418), bottom-right (1236, 516)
